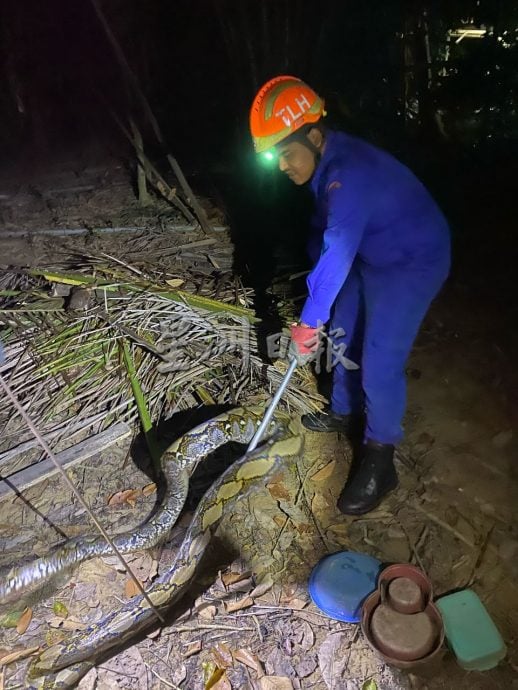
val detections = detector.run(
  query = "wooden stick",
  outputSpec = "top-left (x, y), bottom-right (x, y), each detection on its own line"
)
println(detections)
top-left (0, 373), bottom-right (165, 623)
top-left (0, 422), bottom-right (131, 500)
top-left (164, 154), bottom-right (212, 235)
top-left (111, 110), bottom-right (196, 223)
top-left (130, 119), bottom-right (150, 206)
top-left (0, 411), bottom-right (109, 466)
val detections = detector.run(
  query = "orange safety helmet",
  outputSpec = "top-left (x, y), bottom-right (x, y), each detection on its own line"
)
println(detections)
top-left (250, 76), bottom-right (326, 154)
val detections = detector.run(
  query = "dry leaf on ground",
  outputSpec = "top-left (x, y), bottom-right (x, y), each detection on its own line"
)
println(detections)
top-left (295, 522), bottom-right (313, 534)
top-left (221, 570), bottom-right (252, 587)
top-left (294, 655), bottom-right (318, 678)
top-left (172, 663), bottom-right (187, 685)
top-left (311, 492), bottom-right (331, 516)
top-left (267, 483), bottom-right (292, 501)
top-left (280, 587), bottom-right (307, 611)
top-left (226, 576), bottom-right (254, 593)
top-left (124, 578), bottom-right (144, 598)
top-left (225, 596), bottom-right (253, 613)
top-left (69, 576), bottom-right (100, 609)
top-left (265, 647), bottom-right (295, 678)
top-left (285, 598), bottom-right (307, 611)
top-left (258, 676), bottom-right (294, 690)
top-left (297, 620), bottom-right (315, 650)
top-left (249, 577), bottom-right (274, 599)
top-left (294, 610), bottom-right (328, 626)
top-left (233, 648), bottom-right (263, 675)
top-left (96, 645), bottom-right (146, 688)
top-left (318, 632), bottom-right (348, 689)
top-left (273, 514), bottom-right (288, 528)
top-left (211, 642), bottom-right (233, 669)
top-left (77, 666), bottom-right (97, 690)
top-left (107, 488), bottom-right (141, 507)
top-left (197, 604), bottom-right (217, 620)
top-left (326, 523), bottom-right (349, 539)
top-left (211, 674), bottom-right (231, 690)
top-left (16, 608), bottom-right (32, 635)
top-left (183, 640), bottom-right (202, 658)
top-left (0, 645), bottom-right (39, 666)
top-left (280, 585), bottom-right (297, 601)
top-left (142, 482), bottom-right (157, 496)
top-left (47, 616), bottom-right (86, 631)
top-left (310, 460), bottom-right (337, 482)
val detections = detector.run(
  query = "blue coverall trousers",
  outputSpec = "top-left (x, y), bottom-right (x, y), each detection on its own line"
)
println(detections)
top-left (330, 258), bottom-right (449, 445)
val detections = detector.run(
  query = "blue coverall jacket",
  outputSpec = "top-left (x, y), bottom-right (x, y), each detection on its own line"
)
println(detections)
top-left (300, 130), bottom-right (450, 444)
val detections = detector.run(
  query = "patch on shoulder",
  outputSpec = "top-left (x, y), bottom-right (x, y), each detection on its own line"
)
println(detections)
top-left (327, 180), bottom-right (342, 192)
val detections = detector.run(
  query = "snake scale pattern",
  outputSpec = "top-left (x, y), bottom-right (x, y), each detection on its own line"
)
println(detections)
top-left (0, 407), bottom-right (303, 689)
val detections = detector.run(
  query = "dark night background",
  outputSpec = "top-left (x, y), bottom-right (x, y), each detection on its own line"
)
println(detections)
top-left (1, 7), bottom-right (518, 683)
top-left (1, 0), bottom-right (517, 313)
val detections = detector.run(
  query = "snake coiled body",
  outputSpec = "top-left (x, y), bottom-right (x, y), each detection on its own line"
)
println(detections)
top-left (0, 408), bottom-right (303, 689)
top-left (0, 408), bottom-right (268, 604)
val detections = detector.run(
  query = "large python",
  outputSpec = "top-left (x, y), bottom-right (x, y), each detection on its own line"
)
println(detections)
top-left (0, 408), bottom-right (278, 603)
top-left (0, 407), bottom-right (303, 689)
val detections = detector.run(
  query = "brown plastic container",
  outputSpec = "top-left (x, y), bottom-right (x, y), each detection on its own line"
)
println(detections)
top-left (361, 563), bottom-right (445, 669)
top-left (379, 563), bottom-right (434, 605)
top-left (386, 577), bottom-right (424, 614)
top-left (370, 603), bottom-right (437, 660)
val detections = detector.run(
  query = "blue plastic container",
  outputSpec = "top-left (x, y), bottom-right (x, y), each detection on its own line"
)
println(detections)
top-left (308, 550), bottom-right (382, 623)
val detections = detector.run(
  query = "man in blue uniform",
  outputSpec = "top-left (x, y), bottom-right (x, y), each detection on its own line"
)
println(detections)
top-left (250, 76), bottom-right (450, 515)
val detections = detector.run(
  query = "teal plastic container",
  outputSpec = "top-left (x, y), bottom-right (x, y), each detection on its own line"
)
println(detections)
top-left (436, 590), bottom-right (507, 671)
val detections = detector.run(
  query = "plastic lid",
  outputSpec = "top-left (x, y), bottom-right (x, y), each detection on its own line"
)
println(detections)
top-left (308, 550), bottom-right (382, 623)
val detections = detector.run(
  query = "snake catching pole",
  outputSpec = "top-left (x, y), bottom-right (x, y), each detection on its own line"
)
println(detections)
top-left (247, 357), bottom-right (298, 453)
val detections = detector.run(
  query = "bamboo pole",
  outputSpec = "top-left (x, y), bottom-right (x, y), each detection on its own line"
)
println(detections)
top-left (115, 112), bottom-right (196, 223)
top-left (130, 119), bottom-right (150, 206)
top-left (88, 0), bottom-right (212, 234)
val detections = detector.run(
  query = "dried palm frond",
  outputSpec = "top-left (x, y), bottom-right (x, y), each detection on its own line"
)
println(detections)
top-left (0, 274), bottom-right (323, 475)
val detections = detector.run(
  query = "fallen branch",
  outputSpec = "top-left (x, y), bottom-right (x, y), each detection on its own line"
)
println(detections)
top-left (112, 111), bottom-right (196, 224)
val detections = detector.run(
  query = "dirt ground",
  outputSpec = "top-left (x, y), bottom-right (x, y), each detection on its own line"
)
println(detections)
top-left (0, 165), bottom-right (517, 689)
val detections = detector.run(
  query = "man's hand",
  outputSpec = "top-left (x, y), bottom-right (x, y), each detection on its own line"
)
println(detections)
top-left (289, 323), bottom-right (321, 366)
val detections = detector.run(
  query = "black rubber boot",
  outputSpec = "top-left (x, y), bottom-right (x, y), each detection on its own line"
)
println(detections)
top-left (301, 409), bottom-right (363, 438)
top-left (337, 440), bottom-right (398, 515)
